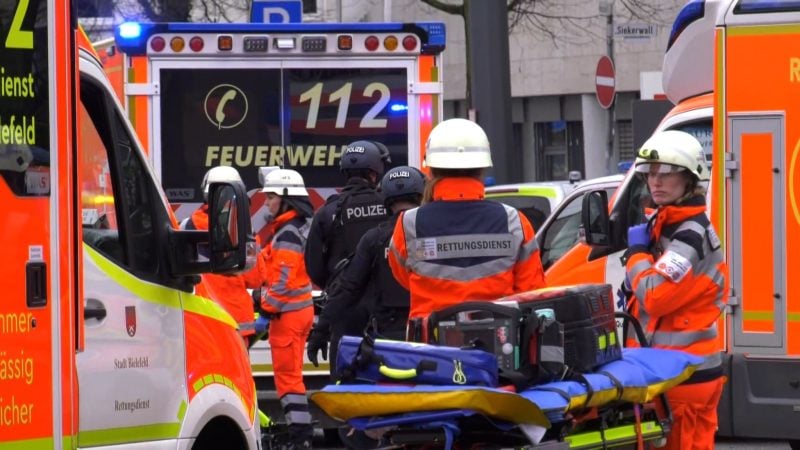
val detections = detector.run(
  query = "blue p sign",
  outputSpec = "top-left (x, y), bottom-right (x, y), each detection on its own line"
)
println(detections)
top-left (250, 0), bottom-right (303, 23)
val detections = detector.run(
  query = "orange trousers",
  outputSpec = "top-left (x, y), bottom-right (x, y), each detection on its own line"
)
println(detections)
top-left (268, 307), bottom-right (314, 397)
top-left (660, 377), bottom-right (725, 450)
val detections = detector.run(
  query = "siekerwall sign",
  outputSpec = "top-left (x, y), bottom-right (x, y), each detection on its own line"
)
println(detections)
top-left (614, 22), bottom-right (656, 40)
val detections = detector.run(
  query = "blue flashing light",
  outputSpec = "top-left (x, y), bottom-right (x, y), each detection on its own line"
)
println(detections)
top-left (617, 160), bottom-right (633, 174)
top-left (415, 22), bottom-right (446, 54)
top-left (389, 103), bottom-right (408, 113)
top-left (483, 176), bottom-right (496, 187)
top-left (667, 0), bottom-right (705, 51)
top-left (118, 22), bottom-right (142, 39)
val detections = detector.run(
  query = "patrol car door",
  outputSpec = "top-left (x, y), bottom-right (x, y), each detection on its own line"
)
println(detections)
top-left (75, 62), bottom-right (187, 446)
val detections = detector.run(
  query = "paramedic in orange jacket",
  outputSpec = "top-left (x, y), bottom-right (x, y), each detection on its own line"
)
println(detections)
top-left (182, 166), bottom-right (263, 347)
top-left (388, 118), bottom-right (547, 329)
top-left (257, 168), bottom-right (315, 449)
top-left (622, 130), bottom-right (727, 450)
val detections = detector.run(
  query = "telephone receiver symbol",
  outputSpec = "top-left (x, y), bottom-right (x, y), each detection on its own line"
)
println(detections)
top-left (215, 89), bottom-right (238, 128)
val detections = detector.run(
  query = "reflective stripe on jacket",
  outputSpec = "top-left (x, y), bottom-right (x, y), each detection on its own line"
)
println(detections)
top-left (260, 210), bottom-right (314, 314)
top-left (626, 195), bottom-right (728, 372)
top-left (388, 177), bottom-right (547, 319)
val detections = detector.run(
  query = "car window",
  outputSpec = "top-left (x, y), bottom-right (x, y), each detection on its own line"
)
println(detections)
top-left (80, 77), bottom-right (159, 275)
top-left (487, 194), bottom-right (551, 231)
top-left (539, 186), bottom-right (617, 269)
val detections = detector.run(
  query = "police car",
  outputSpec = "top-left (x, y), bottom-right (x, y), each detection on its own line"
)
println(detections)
top-left (484, 180), bottom-right (578, 231)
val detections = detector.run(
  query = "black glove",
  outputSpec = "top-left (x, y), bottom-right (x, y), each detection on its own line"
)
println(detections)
top-left (307, 326), bottom-right (330, 367)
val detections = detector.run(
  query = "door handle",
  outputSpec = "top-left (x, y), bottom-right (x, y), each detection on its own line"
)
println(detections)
top-left (84, 298), bottom-right (107, 321)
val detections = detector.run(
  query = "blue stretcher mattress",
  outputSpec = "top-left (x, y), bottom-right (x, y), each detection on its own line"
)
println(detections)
top-left (311, 347), bottom-right (704, 428)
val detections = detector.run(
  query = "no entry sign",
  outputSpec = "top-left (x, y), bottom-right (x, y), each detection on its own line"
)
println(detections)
top-left (595, 55), bottom-right (616, 109)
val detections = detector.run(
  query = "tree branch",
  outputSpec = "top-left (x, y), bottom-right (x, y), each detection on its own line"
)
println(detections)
top-left (419, 0), bottom-right (463, 16)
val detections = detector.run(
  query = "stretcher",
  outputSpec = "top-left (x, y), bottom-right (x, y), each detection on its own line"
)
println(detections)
top-left (310, 346), bottom-right (703, 449)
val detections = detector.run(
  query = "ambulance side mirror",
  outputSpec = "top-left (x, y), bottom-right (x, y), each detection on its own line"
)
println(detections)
top-left (167, 181), bottom-right (256, 277)
top-left (207, 182), bottom-right (257, 274)
top-left (581, 190), bottom-right (611, 247)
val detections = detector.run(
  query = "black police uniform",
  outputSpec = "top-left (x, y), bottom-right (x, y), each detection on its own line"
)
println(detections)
top-left (321, 212), bottom-right (410, 342)
top-left (304, 176), bottom-right (387, 373)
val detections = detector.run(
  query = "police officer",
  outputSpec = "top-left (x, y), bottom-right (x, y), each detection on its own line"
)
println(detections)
top-left (313, 165), bottom-right (425, 357)
top-left (304, 140), bottom-right (391, 372)
top-left (388, 119), bottom-right (547, 333)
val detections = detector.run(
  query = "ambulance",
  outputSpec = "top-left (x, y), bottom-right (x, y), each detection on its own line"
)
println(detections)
top-left (569, 0), bottom-right (800, 443)
top-left (1, 1), bottom-right (261, 448)
top-left (100, 21), bottom-right (445, 245)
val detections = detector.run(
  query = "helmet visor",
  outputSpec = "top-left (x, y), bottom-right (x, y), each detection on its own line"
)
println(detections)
top-left (634, 163), bottom-right (686, 175)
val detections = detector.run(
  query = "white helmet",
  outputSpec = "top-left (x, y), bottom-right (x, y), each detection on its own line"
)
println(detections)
top-left (424, 118), bottom-right (493, 169)
top-left (201, 166), bottom-right (243, 202)
top-left (261, 168), bottom-right (308, 196)
top-left (634, 130), bottom-right (709, 181)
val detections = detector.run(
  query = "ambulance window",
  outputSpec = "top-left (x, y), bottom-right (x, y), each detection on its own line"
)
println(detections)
top-left (540, 187), bottom-right (617, 269)
top-left (668, 120), bottom-right (713, 167)
top-left (734, 0), bottom-right (800, 14)
top-left (0, 3), bottom-right (50, 197)
top-left (79, 78), bottom-right (157, 273)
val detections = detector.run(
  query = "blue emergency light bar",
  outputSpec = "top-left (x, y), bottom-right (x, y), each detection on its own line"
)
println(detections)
top-left (115, 21), bottom-right (446, 56)
top-left (666, 0), bottom-right (705, 51)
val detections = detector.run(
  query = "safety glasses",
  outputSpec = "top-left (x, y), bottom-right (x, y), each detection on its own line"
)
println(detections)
top-left (634, 163), bottom-right (686, 176)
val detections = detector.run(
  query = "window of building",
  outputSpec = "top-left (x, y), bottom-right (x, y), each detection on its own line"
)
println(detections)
top-left (534, 120), bottom-right (584, 181)
top-left (303, 0), bottom-right (317, 13)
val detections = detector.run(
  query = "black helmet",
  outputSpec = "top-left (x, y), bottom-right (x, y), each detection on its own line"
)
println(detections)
top-left (340, 140), bottom-right (390, 176)
top-left (380, 166), bottom-right (426, 208)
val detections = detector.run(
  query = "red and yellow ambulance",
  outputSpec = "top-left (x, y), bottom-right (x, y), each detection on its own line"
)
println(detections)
top-left (565, 0), bottom-right (800, 443)
top-left (1, 1), bottom-right (261, 448)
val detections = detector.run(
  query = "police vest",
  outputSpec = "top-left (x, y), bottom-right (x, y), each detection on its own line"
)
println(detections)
top-left (325, 188), bottom-right (386, 275)
top-left (372, 219), bottom-right (409, 311)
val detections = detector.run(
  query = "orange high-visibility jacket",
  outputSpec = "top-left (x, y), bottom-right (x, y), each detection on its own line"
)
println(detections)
top-left (259, 210), bottom-right (314, 314)
top-left (625, 195), bottom-right (728, 378)
top-left (188, 207), bottom-right (264, 337)
top-left (388, 177), bottom-right (547, 319)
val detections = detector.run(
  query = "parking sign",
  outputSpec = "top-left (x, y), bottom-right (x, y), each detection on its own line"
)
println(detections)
top-left (250, 0), bottom-right (303, 23)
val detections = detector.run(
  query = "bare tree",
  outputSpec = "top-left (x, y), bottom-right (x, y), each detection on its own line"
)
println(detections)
top-left (419, 0), bottom-right (673, 109)
top-left (77, 0), bottom-right (251, 40)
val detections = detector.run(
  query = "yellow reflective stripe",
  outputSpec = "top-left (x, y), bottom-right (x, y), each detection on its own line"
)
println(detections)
top-left (715, 30), bottom-right (726, 250)
top-left (183, 291), bottom-right (237, 329)
top-left (728, 24), bottom-right (800, 36)
top-left (743, 311), bottom-right (774, 321)
top-left (192, 372), bottom-right (251, 419)
top-left (77, 423), bottom-right (181, 447)
top-left (565, 421), bottom-right (662, 448)
top-left (0, 438), bottom-right (55, 449)
top-left (177, 400), bottom-right (187, 421)
top-left (84, 244), bottom-right (237, 329)
top-left (252, 362), bottom-right (330, 372)
top-left (742, 311), bottom-right (800, 322)
top-left (486, 187), bottom-right (558, 199)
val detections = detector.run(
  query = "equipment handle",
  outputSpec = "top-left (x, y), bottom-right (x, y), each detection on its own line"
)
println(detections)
top-left (378, 364), bottom-right (418, 380)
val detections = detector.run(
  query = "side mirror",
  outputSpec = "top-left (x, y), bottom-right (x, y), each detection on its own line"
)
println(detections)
top-left (167, 181), bottom-right (256, 278)
top-left (207, 181), bottom-right (257, 274)
top-left (581, 190), bottom-right (611, 247)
